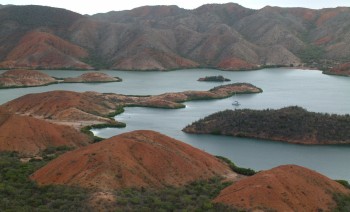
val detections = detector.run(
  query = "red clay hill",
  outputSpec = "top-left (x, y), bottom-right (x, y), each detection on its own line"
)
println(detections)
top-left (213, 165), bottom-right (350, 211)
top-left (30, 130), bottom-right (235, 190)
top-left (0, 107), bottom-right (91, 156)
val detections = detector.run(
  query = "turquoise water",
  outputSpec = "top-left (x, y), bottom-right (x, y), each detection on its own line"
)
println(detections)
top-left (1, 68), bottom-right (350, 180)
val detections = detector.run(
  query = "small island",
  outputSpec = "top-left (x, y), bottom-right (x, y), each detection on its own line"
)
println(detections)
top-left (198, 75), bottom-right (231, 82)
top-left (62, 72), bottom-right (122, 83)
top-left (0, 70), bottom-right (122, 89)
top-left (183, 106), bottom-right (350, 145)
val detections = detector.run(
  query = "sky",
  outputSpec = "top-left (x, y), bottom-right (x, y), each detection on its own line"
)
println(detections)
top-left (1, 0), bottom-right (350, 15)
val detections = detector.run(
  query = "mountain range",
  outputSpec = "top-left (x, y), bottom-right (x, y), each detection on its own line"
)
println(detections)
top-left (0, 3), bottom-right (350, 71)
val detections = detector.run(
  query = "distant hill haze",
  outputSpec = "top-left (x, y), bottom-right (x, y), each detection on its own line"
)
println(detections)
top-left (0, 4), bottom-right (350, 70)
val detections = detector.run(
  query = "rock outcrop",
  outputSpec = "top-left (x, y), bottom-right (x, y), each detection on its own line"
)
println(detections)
top-left (213, 165), bottom-right (350, 211)
top-left (30, 130), bottom-right (235, 190)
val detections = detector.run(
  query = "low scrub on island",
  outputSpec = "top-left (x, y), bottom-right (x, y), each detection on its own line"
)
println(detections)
top-left (183, 106), bottom-right (350, 145)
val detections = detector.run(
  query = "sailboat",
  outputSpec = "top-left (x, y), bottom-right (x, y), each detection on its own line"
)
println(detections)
top-left (232, 100), bottom-right (240, 106)
top-left (232, 92), bottom-right (240, 106)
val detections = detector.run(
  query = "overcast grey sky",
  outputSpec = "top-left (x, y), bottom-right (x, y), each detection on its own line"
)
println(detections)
top-left (1, 0), bottom-right (350, 14)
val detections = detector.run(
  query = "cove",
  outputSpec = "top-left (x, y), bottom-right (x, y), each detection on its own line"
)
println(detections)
top-left (1, 68), bottom-right (350, 181)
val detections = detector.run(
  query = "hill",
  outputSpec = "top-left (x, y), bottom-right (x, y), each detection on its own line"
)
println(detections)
top-left (30, 130), bottom-right (235, 190)
top-left (0, 5), bottom-right (91, 69)
top-left (0, 4), bottom-right (350, 71)
top-left (213, 165), bottom-right (350, 211)
top-left (0, 69), bottom-right (56, 88)
top-left (0, 107), bottom-right (91, 156)
top-left (183, 106), bottom-right (350, 144)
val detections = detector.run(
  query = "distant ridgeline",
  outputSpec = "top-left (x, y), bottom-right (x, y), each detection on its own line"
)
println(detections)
top-left (183, 106), bottom-right (350, 145)
top-left (1, 5), bottom-right (350, 72)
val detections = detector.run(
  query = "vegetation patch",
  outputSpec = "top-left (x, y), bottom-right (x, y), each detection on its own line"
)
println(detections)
top-left (106, 106), bottom-right (125, 117)
top-left (336, 180), bottom-right (350, 189)
top-left (333, 193), bottom-right (350, 212)
top-left (198, 75), bottom-right (231, 82)
top-left (216, 156), bottom-right (256, 176)
top-left (81, 122), bottom-right (126, 142)
top-left (113, 177), bottom-right (235, 211)
top-left (183, 106), bottom-right (350, 145)
top-left (0, 152), bottom-right (89, 211)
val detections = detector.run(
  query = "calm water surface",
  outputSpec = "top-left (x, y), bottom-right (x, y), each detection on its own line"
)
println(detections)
top-left (1, 68), bottom-right (349, 180)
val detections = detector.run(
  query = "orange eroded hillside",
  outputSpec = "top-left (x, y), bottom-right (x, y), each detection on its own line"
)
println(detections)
top-left (31, 130), bottom-right (235, 190)
top-left (213, 165), bottom-right (350, 211)
top-left (0, 107), bottom-right (91, 155)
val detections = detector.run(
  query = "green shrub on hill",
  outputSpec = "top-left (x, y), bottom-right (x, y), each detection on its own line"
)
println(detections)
top-left (0, 152), bottom-right (89, 211)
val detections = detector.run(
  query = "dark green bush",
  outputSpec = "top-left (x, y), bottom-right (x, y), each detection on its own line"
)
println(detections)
top-left (336, 180), bottom-right (350, 189)
top-left (216, 156), bottom-right (256, 176)
top-left (333, 193), bottom-right (350, 212)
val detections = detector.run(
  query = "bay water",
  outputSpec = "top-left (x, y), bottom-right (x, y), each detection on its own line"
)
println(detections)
top-left (1, 68), bottom-right (349, 180)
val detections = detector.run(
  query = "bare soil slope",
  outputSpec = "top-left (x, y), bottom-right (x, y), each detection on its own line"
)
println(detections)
top-left (0, 107), bottom-right (91, 155)
top-left (213, 165), bottom-right (350, 211)
top-left (31, 130), bottom-right (235, 190)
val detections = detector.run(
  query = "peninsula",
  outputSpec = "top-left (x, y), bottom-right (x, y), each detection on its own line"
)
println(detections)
top-left (2, 83), bottom-right (262, 130)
